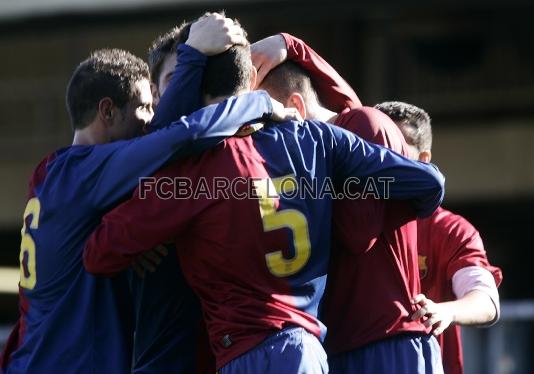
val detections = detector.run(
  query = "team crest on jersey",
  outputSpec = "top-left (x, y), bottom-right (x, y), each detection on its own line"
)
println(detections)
top-left (418, 255), bottom-right (428, 279)
top-left (235, 122), bottom-right (264, 137)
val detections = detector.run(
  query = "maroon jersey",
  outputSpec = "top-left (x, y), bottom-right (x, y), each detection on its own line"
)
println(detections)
top-left (282, 33), bottom-right (428, 353)
top-left (418, 207), bottom-right (503, 374)
top-left (322, 109), bottom-right (428, 353)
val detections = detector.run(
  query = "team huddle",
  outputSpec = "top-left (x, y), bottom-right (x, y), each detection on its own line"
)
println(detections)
top-left (0, 12), bottom-right (502, 374)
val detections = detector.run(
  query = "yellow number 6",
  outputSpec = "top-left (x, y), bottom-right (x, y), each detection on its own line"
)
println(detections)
top-left (254, 176), bottom-right (311, 277)
top-left (19, 198), bottom-right (40, 289)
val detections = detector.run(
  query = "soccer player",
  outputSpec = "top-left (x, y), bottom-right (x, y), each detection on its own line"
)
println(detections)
top-left (375, 101), bottom-right (503, 374)
top-left (83, 20), bottom-right (445, 374)
top-left (129, 17), bottom-right (228, 374)
top-left (0, 24), bottom-right (286, 372)
top-left (252, 34), bottom-right (443, 373)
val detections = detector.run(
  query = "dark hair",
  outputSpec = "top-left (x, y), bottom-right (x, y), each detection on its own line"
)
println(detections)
top-left (147, 26), bottom-right (187, 85)
top-left (66, 49), bottom-right (149, 130)
top-left (148, 12), bottom-right (251, 98)
top-left (375, 101), bottom-right (432, 152)
top-left (259, 61), bottom-right (319, 106)
top-left (175, 16), bottom-right (252, 99)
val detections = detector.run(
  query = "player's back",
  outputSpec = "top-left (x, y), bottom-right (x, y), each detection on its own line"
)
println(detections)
top-left (160, 116), bottom-right (444, 369)
top-left (2, 146), bottom-right (133, 374)
top-left (168, 120), bottom-right (340, 368)
top-left (323, 107), bottom-right (426, 354)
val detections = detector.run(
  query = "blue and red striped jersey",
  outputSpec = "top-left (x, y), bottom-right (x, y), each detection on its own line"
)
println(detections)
top-left (84, 118), bottom-right (445, 369)
top-left (0, 91), bottom-right (274, 374)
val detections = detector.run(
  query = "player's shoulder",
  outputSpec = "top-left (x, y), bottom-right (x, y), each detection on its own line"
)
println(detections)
top-left (336, 106), bottom-right (407, 153)
top-left (27, 150), bottom-right (61, 193)
top-left (424, 206), bottom-right (479, 238)
top-left (335, 106), bottom-right (392, 134)
top-left (152, 138), bottom-right (240, 179)
top-left (263, 119), bottom-right (333, 139)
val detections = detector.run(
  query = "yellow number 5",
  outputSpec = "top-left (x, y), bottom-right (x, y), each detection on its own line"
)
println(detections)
top-left (253, 175), bottom-right (311, 277)
top-left (19, 197), bottom-right (40, 289)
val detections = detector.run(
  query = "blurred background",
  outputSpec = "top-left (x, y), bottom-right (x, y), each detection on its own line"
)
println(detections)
top-left (0, 0), bottom-right (533, 373)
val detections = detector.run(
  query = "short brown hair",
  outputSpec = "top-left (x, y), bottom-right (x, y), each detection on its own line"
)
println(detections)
top-left (375, 101), bottom-right (432, 152)
top-left (66, 49), bottom-right (149, 130)
top-left (259, 61), bottom-right (319, 107)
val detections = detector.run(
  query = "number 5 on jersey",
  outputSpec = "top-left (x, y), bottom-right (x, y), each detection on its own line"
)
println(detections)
top-left (253, 175), bottom-right (311, 277)
top-left (20, 197), bottom-right (41, 289)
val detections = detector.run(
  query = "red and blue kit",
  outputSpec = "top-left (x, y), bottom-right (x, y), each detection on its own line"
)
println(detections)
top-left (84, 116), bottom-right (444, 370)
top-left (0, 90), bottom-right (275, 374)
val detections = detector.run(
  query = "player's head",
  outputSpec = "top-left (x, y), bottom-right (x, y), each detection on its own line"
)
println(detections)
top-left (175, 14), bottom-right (255, 104)
top-left (375, 101), bottom-right (432, 162)
top-left (148, 26), bottom-right (187, 106)
top-left (258, 61), bottom-right (322, 120)
top-left (66, 49), bottom-right (153, 142)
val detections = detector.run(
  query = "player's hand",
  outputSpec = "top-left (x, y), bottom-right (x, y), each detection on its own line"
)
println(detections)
top-left (251, 34), bottom-right (288, 88)
top-left (132, 245), bottom-right (169, 278)
top-left (270, 97), bottom-right (303, 122)
top-left (186, 13), bottom-right (247, 56)
top-left (411, 294), bottom-right (455, 336)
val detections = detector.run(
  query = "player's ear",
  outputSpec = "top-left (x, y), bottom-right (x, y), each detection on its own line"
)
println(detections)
top-left (248, 65), bottom-right (258, 91)
top-left (150, 83), bottom-right (160, 108)
top-left (287, 93), bottom-right (307, 120)
top-left (418, 151), bottom-right (431, 163)
top-left (98, 97), bottom-right (116, 127)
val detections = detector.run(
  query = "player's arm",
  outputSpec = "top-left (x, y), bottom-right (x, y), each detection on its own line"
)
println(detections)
top-left (149, 14), bottom-right (246, 131)
top-left (147, 44), bottom-right (206, 132)
top-left (411, 289), bottom-right (498, 336)
top-left (89, 90), bottom-right (274, 209)
top-left (412, 216), bottom-right (502, 334)
top-left (252, 33), bottom-right (361, 111)
top-left (83, 168), bottom-right (201, 276)
top-left (330, 124), bottom-right (445, 217)
top-left (447, 218), bottom-right (502, 325)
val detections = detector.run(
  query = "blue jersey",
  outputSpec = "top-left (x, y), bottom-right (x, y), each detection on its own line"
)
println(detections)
top-left (130, 44), bottom-right (213, 374)
top-left (129, 249), bottom-right (203, 374)
top-left (0, 91), bottom-right (274, 374)
top-left (83, 118), bottom-right (445, 368)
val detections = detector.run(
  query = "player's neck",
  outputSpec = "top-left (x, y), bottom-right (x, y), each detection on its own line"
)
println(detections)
top-left (72, 124), bottom-right (108, 145)
top-left (310, 105), bottom-right (338, 123)
top-left (204, 89), bottom-right (248, 106)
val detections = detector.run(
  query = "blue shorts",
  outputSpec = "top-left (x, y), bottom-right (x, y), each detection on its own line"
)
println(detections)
top-left (220, 327), bottom-right (328, 374)
top-left (329, 333), bottom-right (444, 374)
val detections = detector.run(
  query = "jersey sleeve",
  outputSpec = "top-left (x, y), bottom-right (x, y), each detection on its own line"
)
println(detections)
top-left (86, 90), bottom-right (273, 209)
top-left (83, 164), bottom-right (209, 276)
top-left (148, 44), bottom-right (206, 132)
top-left (329, 123), bottom-right (445, 217)
top-left (281, 33), bottom-right (362, 112)
top-left (440, 214), bottom-right (503, 287)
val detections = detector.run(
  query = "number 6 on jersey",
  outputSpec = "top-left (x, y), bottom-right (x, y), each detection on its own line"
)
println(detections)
top-left (20, 197), bottom-right (41, 289)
